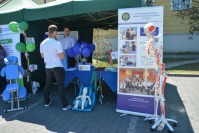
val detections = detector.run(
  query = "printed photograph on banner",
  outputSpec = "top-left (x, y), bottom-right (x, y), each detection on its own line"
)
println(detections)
top-left (119, 41), bottom-right (136, 54)
top-left (119, 27), bottom-right (137, 40)
top-left (119, 55), bottom-right (136, 67)
top-left (118, 68), bottom-right (157, 96)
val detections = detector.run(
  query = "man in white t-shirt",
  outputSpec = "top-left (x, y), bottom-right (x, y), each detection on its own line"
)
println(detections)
top-left (129, 28), bottom-right (136, 40)
top-left (40, 25), bottom-right (71, 111)
top-left (58, 27), bottom-right (76, 68)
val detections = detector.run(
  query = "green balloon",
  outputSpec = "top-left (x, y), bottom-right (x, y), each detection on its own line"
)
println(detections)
top-left (19, 21), bottom-right (29, 31)
top-left (15, 42), bottom-right (26, 53)
top-left (26, 43), bottom-right (36, 52)
top-left (9, 22), bottom-right (19, 32)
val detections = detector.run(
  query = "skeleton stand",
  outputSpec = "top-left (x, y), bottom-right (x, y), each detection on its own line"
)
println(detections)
top-left (145, 68), bottom-right (177, 132)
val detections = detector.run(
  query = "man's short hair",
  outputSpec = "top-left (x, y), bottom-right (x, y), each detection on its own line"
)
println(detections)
top-left (48, 25), bottom-right (58, 35)
top-left (64, 27), bottom-right (70, 30)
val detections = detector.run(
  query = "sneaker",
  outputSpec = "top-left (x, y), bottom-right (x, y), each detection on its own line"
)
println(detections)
top-left (62, 105), bottom-right (72, 111)
top-left (45, 100), bottom-right (52, 107)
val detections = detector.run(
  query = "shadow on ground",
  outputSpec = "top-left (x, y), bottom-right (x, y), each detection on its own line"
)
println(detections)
top-left (0, 82), bottom-right (194, 133)
top-left (136, 83), bottom-right (194, 133)
top-left (0, 82), bottom-right (131, 133)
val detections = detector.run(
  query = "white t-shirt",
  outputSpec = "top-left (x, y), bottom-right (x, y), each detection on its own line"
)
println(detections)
top-left (58, 36), bottom-right (75, 50)
top-left (130, 30), bottom-right (136, 36)
top-left (40, 38), bottom-right (64, 68)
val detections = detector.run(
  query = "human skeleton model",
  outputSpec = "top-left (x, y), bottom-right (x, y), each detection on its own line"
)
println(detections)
top-left (157, 64), bottom-right (167, 131)
top-left (74, 87), bottom-right (91, 110)
top-left (144, 23), bottom-right (162, 124)
top-left (144, 23), bottom-right (177, 132)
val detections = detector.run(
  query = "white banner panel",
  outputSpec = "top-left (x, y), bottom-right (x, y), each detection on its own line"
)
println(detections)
top-left (117, 6), bottom-right (164, 116)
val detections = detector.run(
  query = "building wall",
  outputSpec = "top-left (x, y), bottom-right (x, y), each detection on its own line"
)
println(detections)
top-left (155, 0), bottom-right (189, 34)
top-left (155, 0), bottom-right (198, 53)
top-left (164, 34), bottom-right (199, 52)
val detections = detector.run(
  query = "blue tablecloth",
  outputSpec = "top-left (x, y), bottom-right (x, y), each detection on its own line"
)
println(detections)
top-left (101, 71), bottom-right (117, 92)
top-left (64, 70), bottom-right (76, 88)
top-left (64, 70), bottom-right (98, 88)
top-left (65, 69), bottom-right (118, 93)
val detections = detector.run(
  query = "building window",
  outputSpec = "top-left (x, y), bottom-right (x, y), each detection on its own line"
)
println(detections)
top-left (171, 0), bottom-right (192, 11)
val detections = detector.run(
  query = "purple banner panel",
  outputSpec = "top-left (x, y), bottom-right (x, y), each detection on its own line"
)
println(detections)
top-left (117, 94), bottom-right (159, 115)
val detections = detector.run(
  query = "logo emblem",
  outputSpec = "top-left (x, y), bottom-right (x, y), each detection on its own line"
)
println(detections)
top-left (122, 13), bottom-right (130, 21)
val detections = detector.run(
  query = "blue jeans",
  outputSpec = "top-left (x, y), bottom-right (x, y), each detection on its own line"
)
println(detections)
top-left (44, 67), bottom-right (68, 107)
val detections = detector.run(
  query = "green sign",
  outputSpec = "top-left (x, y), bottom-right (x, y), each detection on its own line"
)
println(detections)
top-left (0, 39), bottom-right (13, 44)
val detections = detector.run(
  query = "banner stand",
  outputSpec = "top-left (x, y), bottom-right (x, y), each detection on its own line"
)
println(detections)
top-left (0, 24), bottom-right (23, 86)
top-left (117, 6), bottom-right (164, 117)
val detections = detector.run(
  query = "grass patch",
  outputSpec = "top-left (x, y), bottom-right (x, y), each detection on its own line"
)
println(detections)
top-left (167, 62), bottom-right (199, 75)
top-left (164, 52), bottom-right (199, 55)
top-left (92, 58), bottom-right (199, 75)
top-left (93, 59), bottom-right (118, 67)
top-left (163, 58), bottom-right (196, 63)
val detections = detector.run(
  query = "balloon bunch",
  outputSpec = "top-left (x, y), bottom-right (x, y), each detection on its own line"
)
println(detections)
top-left (9, 21), bottom-right (36, 94)
top-left (15, 42), bottom-right (36, 53)
top-left (8, 21), bottom-right (36, 53)
top-left (67, 41), bottom-right (95, 59)
top-left (9, 21), bottom-right (29, 32)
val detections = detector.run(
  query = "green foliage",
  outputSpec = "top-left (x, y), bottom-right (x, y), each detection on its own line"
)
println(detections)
top-left (167, 62), bottom-right (199, 75)
top-left (176, 0), bottom-right (199, 36)
top-left (163, 58), bottom-right (196, 63)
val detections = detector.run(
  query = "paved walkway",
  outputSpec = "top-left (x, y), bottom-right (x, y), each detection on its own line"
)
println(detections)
top-left (134, 76), bottom-right (195, 133)
top-left (167, 77), bottom-right (199, 133)
top-left (0, 77), bottom-right (197, 133)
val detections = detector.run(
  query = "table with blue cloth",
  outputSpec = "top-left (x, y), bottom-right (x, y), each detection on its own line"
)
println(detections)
top-left (64, 69), bottom-right (118, 93)
top-left (101, 71), bottom-right (117, 93)
top-left (64, 69), bottom-right (98, 89)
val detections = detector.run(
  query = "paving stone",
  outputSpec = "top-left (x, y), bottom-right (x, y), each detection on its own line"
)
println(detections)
top-left (0, 76), bottom-right (198, 133)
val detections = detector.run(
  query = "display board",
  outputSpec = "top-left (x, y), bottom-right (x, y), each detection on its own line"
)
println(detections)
top-left (45, 31), bottom-right (79, 41)
top-left (117, 6), bottom-right (163, 116)
top-left (0, 24), bottom-right (25, 86)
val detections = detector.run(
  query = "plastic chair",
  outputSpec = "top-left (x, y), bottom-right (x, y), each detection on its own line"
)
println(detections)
top-left (72, 85), bottom-right (96, 112)
top-left (1, 56), bottom-right (27, 112)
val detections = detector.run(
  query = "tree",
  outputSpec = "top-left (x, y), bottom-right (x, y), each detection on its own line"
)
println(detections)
top-left (93, 28), bottom-right (110, 63)
top-left (176, 0), bottom-right (199, 36)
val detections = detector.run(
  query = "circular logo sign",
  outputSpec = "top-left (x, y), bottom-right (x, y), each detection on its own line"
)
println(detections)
top-left (122, 13), bottom-right (130, 21)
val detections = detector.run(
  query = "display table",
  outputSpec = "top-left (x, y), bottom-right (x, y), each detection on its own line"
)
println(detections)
top-left (101, 71), bottom-right (117, 92)
top-left (64, 69), bottom-right (118, 93)
top-left (64, 69), bottom-right (98, 89)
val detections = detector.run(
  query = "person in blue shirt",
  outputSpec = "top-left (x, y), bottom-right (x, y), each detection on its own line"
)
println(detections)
top-left (58, 27), bottom-right (76, 69)
top-left (126, 29), bottom-right (130, 40)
